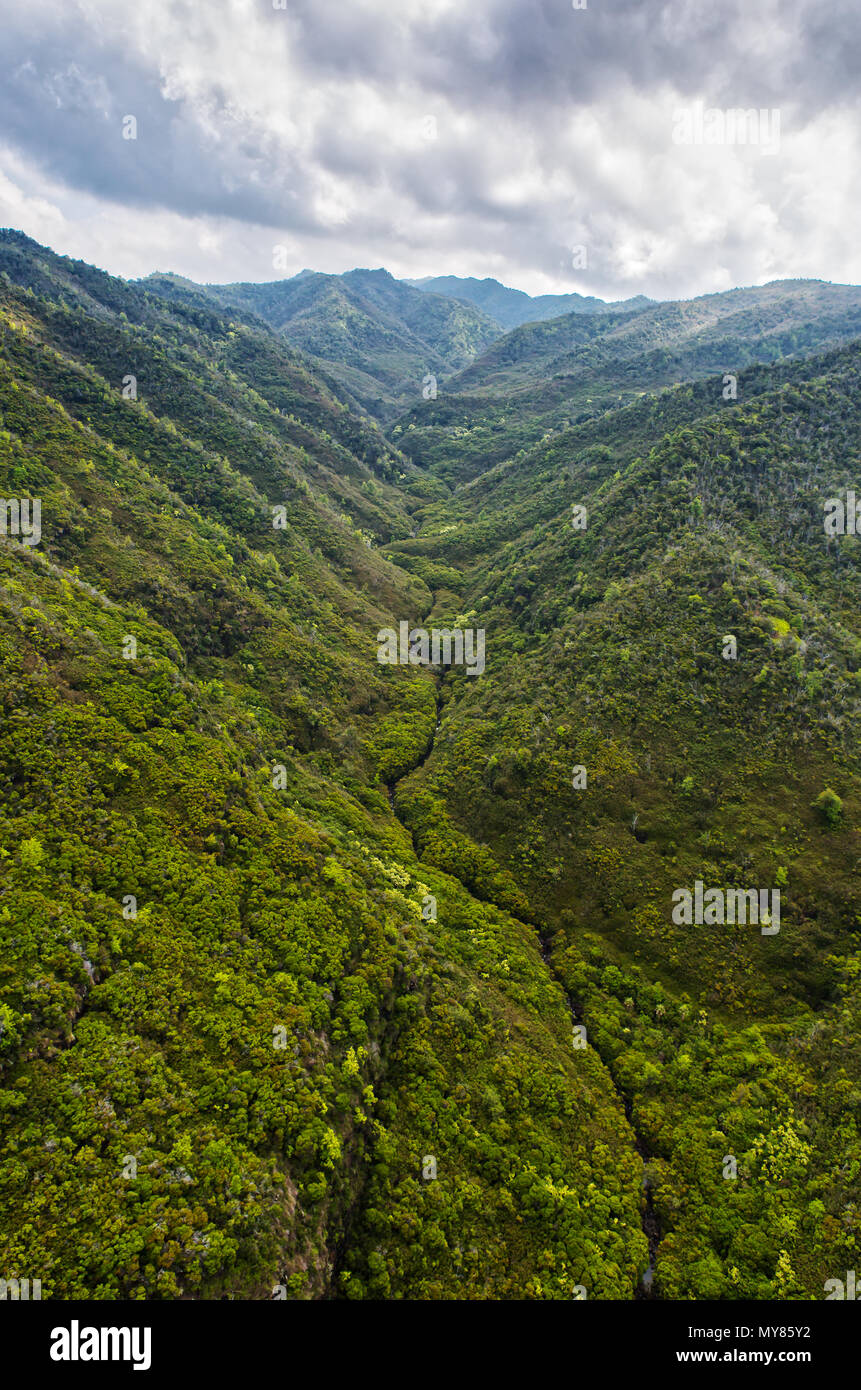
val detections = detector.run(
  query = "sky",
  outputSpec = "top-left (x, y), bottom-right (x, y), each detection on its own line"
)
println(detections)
top-left (0, 0), bottom-right (858, 300)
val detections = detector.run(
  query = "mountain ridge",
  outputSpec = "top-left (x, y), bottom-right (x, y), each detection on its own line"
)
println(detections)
top-left (404, 272), bottom-right (654, 328)
top-left (1, 227), bottom-right (860, 1303)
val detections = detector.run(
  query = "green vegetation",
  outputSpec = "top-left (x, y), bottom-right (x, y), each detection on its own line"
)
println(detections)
top-left (406, 274), bottom-right (652, 330)
top-left (812, 789), bottom-right (844, 828)
top-left (160, 267), bottom-right (502, 423)
top-left (0, 229), bottom-right (859, 1301)
top-left (395, 279), bottom-right (861, 481)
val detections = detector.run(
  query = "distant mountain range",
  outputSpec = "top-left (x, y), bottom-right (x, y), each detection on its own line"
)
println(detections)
top-left (396, 277), bottom-right (861, 478)
top-left (141, 267), bottom-right (654, 421)
top-left (405, 274), bottom-right (653, 328)
top-left (144, 268), bottom-right (859, 441)
top-left (143, 267), bottom-right (500, 421)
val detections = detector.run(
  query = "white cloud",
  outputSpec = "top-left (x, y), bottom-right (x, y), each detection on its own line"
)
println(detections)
top-left (0, 0), bottom-right (858, 297)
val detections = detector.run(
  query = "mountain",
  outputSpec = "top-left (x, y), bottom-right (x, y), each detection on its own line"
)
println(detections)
top-left (406, 273), bottom-right (653, 329)
top-left (382, 333), bottom-right (861, 1299)
top-left (1, 229), bottom-right (861, 1304)
top-left (393, 277), bottom-right (861, 481)
top-left (146, 267), bottom-right (502, 423)
top-left (148, 267), bottom-right (653, 423)
top-left (0, 229), bottom-right (647, 1299)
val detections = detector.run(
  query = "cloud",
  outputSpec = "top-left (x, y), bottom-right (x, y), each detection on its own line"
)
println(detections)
top-left (0, 0), bottom-right (858, 297)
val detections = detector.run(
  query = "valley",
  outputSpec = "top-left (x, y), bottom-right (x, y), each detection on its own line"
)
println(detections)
top-left (0, 228), bottom-right (859, 1301)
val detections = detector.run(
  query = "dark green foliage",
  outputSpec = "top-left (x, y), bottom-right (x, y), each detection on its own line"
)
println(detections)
top-left (812, 789), bottom-right (844, 828)
top-left (163, 267), bottom-right (502, 423)
top-left (406, 274), bottom-right (652, 330)
top-left (1, 230), bottom-right (860, 1302)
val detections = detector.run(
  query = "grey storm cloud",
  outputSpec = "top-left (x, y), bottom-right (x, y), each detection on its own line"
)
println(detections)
top-left (0, 0), bottom-right (858, 295)
top-left (1, 23), bottom-right (316, 227)
top-left (270, 0), bottom-right (861, 116)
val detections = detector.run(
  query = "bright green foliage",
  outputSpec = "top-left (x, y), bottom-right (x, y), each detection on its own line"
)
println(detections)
top-left (812, 789), bottom-right (844, 828)
top-left (1, 230), bottom-right (860, 1302)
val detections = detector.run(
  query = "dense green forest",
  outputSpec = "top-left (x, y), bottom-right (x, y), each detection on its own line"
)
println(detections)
top-left (404, 274), bottom-right (652, 330)
top-left (0, 229), bottom-right (859, 1301)
top-left (148, 267), bottom-right (502, 424)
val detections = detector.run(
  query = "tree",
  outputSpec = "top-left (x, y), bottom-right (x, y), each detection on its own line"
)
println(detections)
top-left (812, 788), bottom-right (843, 828)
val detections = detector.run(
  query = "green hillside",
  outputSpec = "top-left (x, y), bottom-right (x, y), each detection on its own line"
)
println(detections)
top-left (0, 231), bottom-right (647, 1299)
top-left (0, 229), bottom-right (859, 1302)
top-left (407, 274), bottom-right (653, 329)
top-left (384, 339), bottom-right (861, 1298)
top-left (159, 267), bottom-right (502, 424)
top-left (395, 279), bottom-right (861, 481)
